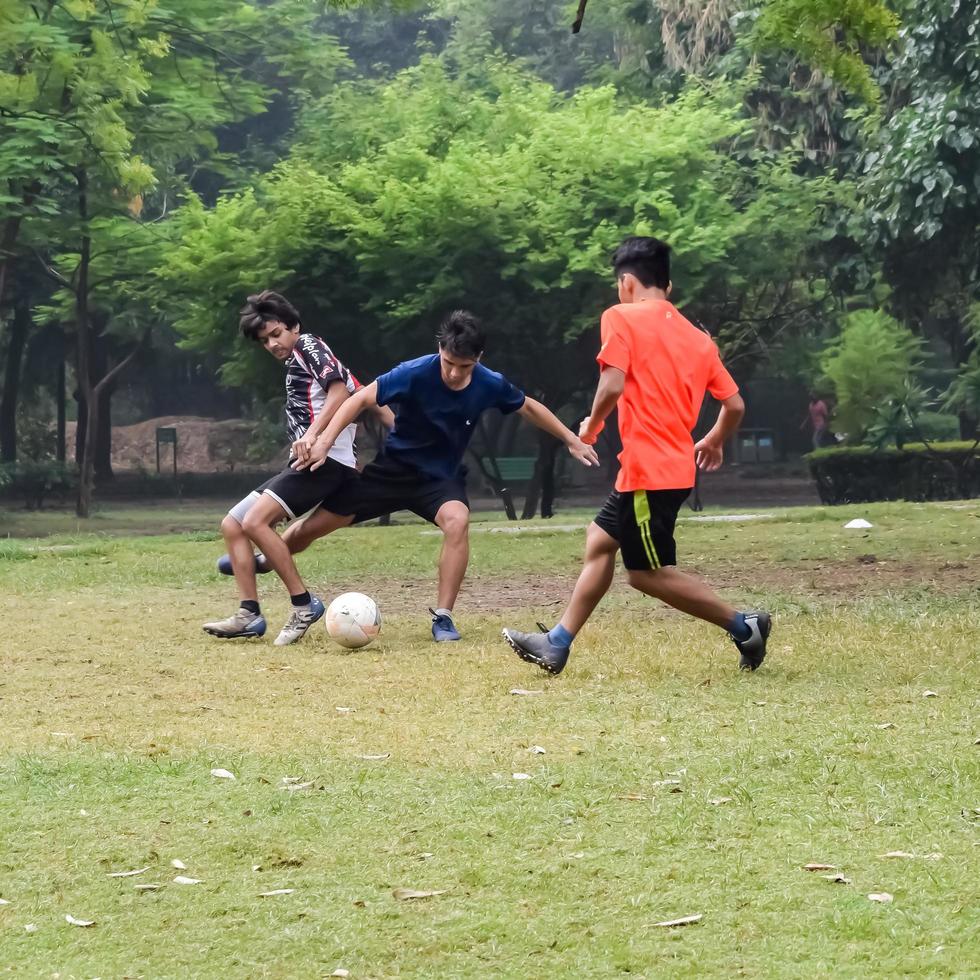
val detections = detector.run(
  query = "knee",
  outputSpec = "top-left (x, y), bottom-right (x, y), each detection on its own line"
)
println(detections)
top-left (626, 567), bottom-right (663, 592)
top-left (221, 515), bottom-right (244, 539)
top-left (240, 510), bottom-right (265, 537)
top-left (440, 512), bottom-right (469, 542)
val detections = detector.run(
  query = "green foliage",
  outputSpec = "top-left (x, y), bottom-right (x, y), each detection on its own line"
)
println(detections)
top-left (0, 460), bottom-right (77, 509)
top-left (808, 440), bottom-right (980, 503)
top-left (755, 0), bottom-right (899, 103)
top-left (163, 59), bottom-right (841, 405)
top-left (820, 310), bottom-right (923, 441)
top-left (944, 305), bottom-right (980, 430)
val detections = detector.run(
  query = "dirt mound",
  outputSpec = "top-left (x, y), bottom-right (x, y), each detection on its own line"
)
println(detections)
top-left (65, 416), bottom-right (286, 473)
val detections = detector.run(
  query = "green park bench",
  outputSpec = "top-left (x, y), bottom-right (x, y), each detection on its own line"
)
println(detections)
top-left (471, 454), bottom-right (537, 520)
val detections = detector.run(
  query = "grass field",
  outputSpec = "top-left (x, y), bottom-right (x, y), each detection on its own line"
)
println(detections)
top-left (1, 499), bottom-right (978, 977)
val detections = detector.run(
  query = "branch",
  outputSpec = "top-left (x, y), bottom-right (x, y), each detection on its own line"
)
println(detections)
top-left (93, 335), bottom-right (145, 397)
top-left (571, 0), bottom-right (589, 34)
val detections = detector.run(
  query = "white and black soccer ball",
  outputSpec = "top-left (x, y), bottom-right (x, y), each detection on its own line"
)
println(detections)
top-left (325, 592), bottom-right (381, 649)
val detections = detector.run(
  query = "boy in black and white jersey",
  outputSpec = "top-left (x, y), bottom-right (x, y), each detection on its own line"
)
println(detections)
top-left (203, 291), bottom-right (391, 645)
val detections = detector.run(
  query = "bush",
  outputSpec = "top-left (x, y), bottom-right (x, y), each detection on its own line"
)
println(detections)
top-left (807, 441), bottom-right (980, 504)
top-left (820, 310), bottom-right (923, 441)
top-left (0, 461), bottom-right (78, 510)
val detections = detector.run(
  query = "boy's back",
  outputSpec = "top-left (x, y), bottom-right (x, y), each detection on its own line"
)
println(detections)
top-left (598, 300), bottom-right (738, 492)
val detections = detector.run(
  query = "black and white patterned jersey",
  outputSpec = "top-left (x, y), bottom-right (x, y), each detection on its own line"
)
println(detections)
top-left (285, 333), bottom-right (359, 468)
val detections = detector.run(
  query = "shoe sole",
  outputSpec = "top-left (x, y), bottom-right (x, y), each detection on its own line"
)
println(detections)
top-left (203, 627), bottom-right (264, 639)
top-left (501, 629), bottom-right (564, 675)
top-left (739, 613), bottom-right (772, 671)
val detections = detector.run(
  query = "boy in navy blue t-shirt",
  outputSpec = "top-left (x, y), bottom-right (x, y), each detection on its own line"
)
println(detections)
top-left (285, 310), bottom-right (599, 641)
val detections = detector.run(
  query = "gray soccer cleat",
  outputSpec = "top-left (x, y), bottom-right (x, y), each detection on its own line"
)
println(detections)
top-left (203, 607), bottom-right (267, 639)
top-left (731, 611), bottom-right (771, 670)
top-left (273, 595), bottom-right (326, 646)
top-left (502, 626), bottom-right (570, 675)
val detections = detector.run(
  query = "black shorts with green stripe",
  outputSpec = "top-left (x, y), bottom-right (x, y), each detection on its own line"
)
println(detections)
top-left (593, 487), bottom-right (692, 571)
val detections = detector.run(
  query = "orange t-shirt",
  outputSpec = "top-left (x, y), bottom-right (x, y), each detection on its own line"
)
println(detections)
top-left (597, 301), bottom-right (739, 492)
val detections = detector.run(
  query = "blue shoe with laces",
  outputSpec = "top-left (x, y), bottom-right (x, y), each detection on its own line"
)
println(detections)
top-left (430, 608), bottom-right (461, 642)
top-left (217, 553), bottom-right (271, 576)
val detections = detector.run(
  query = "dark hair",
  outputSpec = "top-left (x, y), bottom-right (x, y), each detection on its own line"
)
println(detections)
top-left (611, 236), bottom-right (671, 290)
top-left (239, 290), bottom-right (302, 340)
top-left (437, 309), bottom-right (485, 360)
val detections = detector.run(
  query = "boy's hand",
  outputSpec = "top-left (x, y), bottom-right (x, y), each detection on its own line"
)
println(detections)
top-left (578, 416), bottom-right (604, 446)
top-left (292, 431), bottom-right (317, 464)
top-left (292, 438), bottom-right (331, 472)
top-left (694, 436), bottom-right (723, 471)
top-left (568, 437), bottom-right (599, 468)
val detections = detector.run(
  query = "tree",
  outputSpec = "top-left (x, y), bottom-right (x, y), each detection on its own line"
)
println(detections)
top-left (164, 58), bottom-right (841, 513)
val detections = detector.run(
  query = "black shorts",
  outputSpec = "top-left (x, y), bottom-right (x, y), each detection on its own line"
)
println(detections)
top-left (231, 458), bottom-right (360, 522)
top-left (593, 488), bottom-right (691, 571)
top-left (326, 454), bottom-right (469, 525)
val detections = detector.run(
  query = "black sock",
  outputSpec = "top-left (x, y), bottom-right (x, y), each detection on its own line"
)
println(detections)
top-left (240, 599), bottom-right (260, 615)
top-left (290, 591), bottom-right (311, 607)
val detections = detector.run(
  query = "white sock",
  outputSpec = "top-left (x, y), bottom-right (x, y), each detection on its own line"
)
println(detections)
top-left (434, 607), bottom-right (453, 619)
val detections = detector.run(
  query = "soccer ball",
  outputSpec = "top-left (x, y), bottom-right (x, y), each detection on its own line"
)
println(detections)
top-left (325, 592), bottom-right (382, 649)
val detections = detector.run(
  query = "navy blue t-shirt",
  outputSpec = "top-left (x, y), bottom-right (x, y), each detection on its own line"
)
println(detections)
top-left (375, 354), bottom-right (526, 480)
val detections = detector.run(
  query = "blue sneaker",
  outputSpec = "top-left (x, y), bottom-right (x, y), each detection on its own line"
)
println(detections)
top-left (217, 553), bottom-right (271, 576)
top-left (274, 595), bottom-right (326, 646)
top-left (429, 608), bottom-right (461, 642)
top-left (203, 607), bottom-right (267, 639)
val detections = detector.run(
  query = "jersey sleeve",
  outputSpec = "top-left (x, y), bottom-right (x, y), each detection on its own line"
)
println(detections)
top-left (706, 344), bottom-right (739, 400)
top-left (494, 375), bottom-right (526, 415)
top-left (375, 361), bottom-right (413, 407)
top-left (297, 336), bottom-right (345, 392)
top-left (596, 308), bottom-right (631, 374)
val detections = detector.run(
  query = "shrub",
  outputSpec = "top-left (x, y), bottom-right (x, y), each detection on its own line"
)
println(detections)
top-left (820, 310), bottom-right (923, 441)
top-left (807, 441), bottom-right (980, 504)
top-left (0, 461), bottom-right (78, 510)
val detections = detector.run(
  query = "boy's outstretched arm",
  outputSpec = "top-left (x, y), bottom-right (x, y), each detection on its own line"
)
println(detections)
top-left (694, 392), bottom-right (744, 471)
top-left (578, 366), bottom-right (625, 445)
top-left (518, 397), bottom-right (599, 467)
top-left (292, 381), bottom-right (379, 471)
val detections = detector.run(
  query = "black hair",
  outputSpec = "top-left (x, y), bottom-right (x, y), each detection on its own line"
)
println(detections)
top-left (611, 236), bottom-right (671, 290)
top-left (437, 309), bottom-right (485, 360)
top-left (239, 290), bottom-right (302, 340)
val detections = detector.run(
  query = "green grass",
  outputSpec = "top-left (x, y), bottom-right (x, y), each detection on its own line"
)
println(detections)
top-left (0, 500), bottom-right (978, 977)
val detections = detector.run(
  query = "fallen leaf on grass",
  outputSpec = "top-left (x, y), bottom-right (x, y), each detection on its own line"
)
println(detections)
top-left (392, 888), bottom-right (447, 901)
top-left (134, 884), bottom-right (161, 891)
top-left (653, 913), bottom-right (702, 928)
top-left (509, 689), bottom-right (543, 696)
top-left (335, 707), bottom-right (353, 714)
top-left (922, 690), bottom-right (939, 698)
top-left (210, 768), bottom-right (236, 780)
top-left (708, 797), bottom-right (733, 806)
top-left (357, 754), bottom-right (390, 761)
top-left (106, 866), bottom-right (150, 878)
top-left (173, 876), bottom-right (202, 885)
top-left (259, 889), bottom-right (295, 897)
top-left (875, 723), bottom-right (896, 730)
top-left (868, 892), bottom-right (893, 903)
top-left (24, 924), bottom-right (36, 933)
top-left (512, 772), bottom-right (532, 780)
top-left (652, 779), bottom-right (681, 788)
top-left (0, 898), bottom-right (10, 905)
top-left (882, 851), bottom-right (915, 859)
top-left (65, 914), bottom-right (95, 927)
top-left (618, 793), bottom-right (648, 802)
top-left (329, 970), bottom-right (351, 978)
top-left (803, 863), bottom-right (837, 871)
top-left (170, 859), bottom-right (187, 870)
top-left (252, 865), bottom-right (262, 872)
top-left (822, 874), bottom-right (852, 884)
top-left (528, 746), bottom-right (546, 755)
top-left (280, 780), bottom-right (315, 792)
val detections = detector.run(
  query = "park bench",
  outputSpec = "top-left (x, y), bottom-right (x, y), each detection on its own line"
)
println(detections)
top-left (471, 454), bottom-right (537, 520)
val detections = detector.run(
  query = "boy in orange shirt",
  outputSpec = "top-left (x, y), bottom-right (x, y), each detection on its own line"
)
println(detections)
top-left (503, 236), bottom-right (771, 675)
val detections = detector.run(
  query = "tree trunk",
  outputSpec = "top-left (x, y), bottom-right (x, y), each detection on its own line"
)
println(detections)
top-left (0, 300), bottom-right (30, 462)
top-left (56, 357), bottom-right (66, 462)
top-left (75, 168), bottom-right (95, 518)
top-left (521, 432), bottom-right (560, 520)
top-left (94, 364), bottom-right (114, 483)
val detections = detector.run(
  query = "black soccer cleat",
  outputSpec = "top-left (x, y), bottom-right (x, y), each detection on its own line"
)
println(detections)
top-left (731, 611), bottom-right (771, 671)
top-left (502, 625), bottom-right (570, 676)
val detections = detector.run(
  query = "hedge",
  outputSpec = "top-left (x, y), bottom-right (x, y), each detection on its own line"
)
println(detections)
top-left (807, 441), bottom-right (980, 504)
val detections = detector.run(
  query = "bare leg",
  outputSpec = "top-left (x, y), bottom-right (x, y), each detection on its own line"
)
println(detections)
top-left (280, 507), bottom-right (353, 555)
top-left (433, 501), bottom-right (469, 611)
top-left (242, 495), bottom-right (308, 597)
top-left (626, 566), bottom-right (736, 629)
top-left (558, 522), bottom-right (620, 635)
top-left (222, 514), bottom-right (259, 604)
